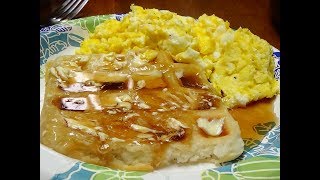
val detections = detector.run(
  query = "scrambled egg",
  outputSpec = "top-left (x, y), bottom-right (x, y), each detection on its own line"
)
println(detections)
top-left (77, 5), bottom-right (279, 108)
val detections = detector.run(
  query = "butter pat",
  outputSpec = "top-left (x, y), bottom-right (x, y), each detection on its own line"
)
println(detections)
top-left (197, 117), bottom-right (224, 136)
top-left (130, 124), bottom-right (160, 133)
top-left (167, 118), bottom-right (188, 130)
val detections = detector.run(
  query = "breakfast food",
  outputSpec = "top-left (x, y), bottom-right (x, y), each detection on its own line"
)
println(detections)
top-left (40, 51), bottom-right (244, 171)
top-left (76, 5), bottom-right (279, 108)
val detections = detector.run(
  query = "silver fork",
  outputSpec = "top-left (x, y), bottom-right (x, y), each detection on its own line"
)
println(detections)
top-left (49, 0), bottom-right (89, 24)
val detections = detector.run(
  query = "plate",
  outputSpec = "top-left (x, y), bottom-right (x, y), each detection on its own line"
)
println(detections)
top-left (40, 14), bottom-right (280, 180)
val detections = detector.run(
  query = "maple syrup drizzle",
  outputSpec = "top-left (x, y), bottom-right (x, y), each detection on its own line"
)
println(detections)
top-left (229, 97), bottom-right (278, 142)
top-left (180, 75), bottom-right (202, 88)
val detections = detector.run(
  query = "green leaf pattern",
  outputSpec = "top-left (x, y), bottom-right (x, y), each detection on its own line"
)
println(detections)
top-left (81, 163), bottom-right (147, 180)
top-left (201, 170), bottom-right (238, 180)
top-left (202, 156), bottom-right (280, 180)
top-left (233, 156), bottom-right (280, 179)
top-left (61, 15), bottom-right (112, 33)
top-left (202, 170), bottom-right (220, 180)
top-left (253, 122), bottom-right (276, 135)
top-left (243, 138), bottom-right (261, 150)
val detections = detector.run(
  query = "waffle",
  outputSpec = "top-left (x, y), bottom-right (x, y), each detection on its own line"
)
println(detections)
top-left (40, 51), bottom-right (244, 171)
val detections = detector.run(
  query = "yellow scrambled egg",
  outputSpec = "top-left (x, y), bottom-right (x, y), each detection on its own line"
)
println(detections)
top-left (76, 5), bottom-right (279, 108)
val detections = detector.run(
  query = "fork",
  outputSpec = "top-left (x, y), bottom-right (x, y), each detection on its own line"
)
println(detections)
top-left (49, 0), bottom-right (89, 24)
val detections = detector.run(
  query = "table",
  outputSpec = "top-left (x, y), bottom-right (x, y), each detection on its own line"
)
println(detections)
top-left (73, 0), bottom-right (280, 49)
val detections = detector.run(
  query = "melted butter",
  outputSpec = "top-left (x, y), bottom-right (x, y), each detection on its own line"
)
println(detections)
top-left (198, 126), bottom-right (228, 138)
top-left (229, 97), bottom-right (278, 141)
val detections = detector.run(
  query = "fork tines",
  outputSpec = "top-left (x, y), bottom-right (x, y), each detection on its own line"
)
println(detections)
top-left (50, 0), bottom-right (89, 24)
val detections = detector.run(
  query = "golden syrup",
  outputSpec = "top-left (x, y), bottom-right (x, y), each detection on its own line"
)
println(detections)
top-left (229, 98), bottom-right (278, 141)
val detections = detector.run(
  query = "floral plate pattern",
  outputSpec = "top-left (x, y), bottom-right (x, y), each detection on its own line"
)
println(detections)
top-left (40, 14), bottom-right (280, 180)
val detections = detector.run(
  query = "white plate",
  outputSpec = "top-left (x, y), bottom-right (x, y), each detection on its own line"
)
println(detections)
top-left (40, 14), bottom-right (280, 180)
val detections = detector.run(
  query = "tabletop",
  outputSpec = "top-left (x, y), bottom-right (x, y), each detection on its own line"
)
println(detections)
top-left (41, 0), bottom-right (280, 49)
